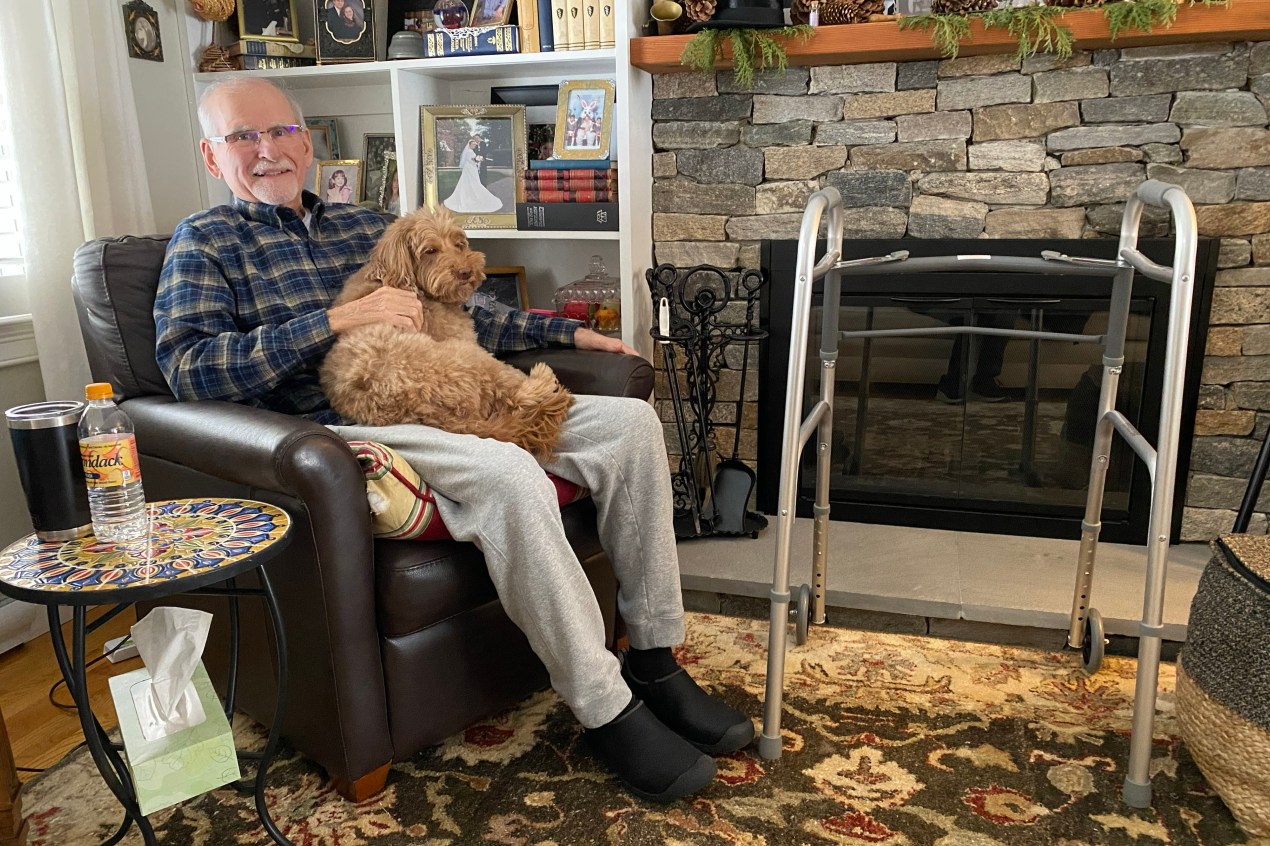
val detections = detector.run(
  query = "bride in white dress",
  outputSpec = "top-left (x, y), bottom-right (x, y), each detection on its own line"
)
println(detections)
top-left (443, 137), bottom-right (503, 214)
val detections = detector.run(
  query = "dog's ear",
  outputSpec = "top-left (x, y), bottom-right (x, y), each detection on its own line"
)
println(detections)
top-left (363, 221), bottom-right (417, 290)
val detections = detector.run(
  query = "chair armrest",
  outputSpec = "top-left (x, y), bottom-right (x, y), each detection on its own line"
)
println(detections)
top-left (501, 350), bottom-right (653, 399)
top-left (121, 396), bottom-right (392, 785)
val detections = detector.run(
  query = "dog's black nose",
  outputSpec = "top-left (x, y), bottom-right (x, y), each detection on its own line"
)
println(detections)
top-left (454, 269), bottom-right (472, 281)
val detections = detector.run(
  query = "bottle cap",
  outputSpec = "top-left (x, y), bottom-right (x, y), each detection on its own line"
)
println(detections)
top-left (85, 382), bottom-right (114, 401)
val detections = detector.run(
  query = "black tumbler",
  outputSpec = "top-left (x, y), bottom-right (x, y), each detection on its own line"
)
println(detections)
top-left (6, 400), bottom-right (93, 542)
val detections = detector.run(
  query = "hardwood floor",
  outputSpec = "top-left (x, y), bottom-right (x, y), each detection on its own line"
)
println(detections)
top-left (0, 608), bottom-right (140, 783)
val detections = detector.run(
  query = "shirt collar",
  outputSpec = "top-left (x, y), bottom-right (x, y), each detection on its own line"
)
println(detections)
top-left (232, 191), bottom-right (327, 228)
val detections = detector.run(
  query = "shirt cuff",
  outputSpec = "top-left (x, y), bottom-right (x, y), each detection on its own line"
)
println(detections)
top-left (285, 309), bottom-right (337, 362)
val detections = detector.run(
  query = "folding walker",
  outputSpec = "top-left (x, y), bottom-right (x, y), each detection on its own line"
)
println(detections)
top-left (761, 179), bottom-right (1199, 809)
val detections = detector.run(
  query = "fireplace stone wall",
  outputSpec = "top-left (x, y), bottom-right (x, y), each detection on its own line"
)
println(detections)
top-left (650, 41), bottom-right (1270, 540)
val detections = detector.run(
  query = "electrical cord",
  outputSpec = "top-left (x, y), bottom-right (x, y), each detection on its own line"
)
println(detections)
top-left (16, 636), bottom-right (138, 773)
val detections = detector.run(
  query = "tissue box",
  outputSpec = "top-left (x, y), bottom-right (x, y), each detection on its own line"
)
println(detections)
top-left (108, 662), bottom-right (240, 815)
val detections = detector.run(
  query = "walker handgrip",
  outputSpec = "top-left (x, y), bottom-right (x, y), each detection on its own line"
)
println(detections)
top-left (1135, 179), bottom-right (1179, 208)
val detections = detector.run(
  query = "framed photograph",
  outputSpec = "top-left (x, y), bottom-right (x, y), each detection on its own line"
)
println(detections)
top-left (236, 0), bottom-right (301, 41)
top-left (316, 160), bottom-right (363, 205)
top-left (123, 0), bottom-right (163, 62)
top-left (306, 118), bottom-right (340, 159)
top-left (469, 0), bottom-right (515, 27)
top-left (527, 123), bottom-right (555, 161)
top-left (421, 104), bottom-right (526, 230)
top-left (361, 133), bottom-right (397, 203)
top-left (476, 266), bottom-right (528, 312)
top-left (555, 80), bottom-right (615, 160)
top-left (317, 0), bottom-right (376, 63)
top-left (379, 152), bottom-right (402, 215)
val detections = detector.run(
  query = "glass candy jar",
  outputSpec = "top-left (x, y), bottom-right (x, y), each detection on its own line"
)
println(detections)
top-left (553, 255), bottom-right (621, 334)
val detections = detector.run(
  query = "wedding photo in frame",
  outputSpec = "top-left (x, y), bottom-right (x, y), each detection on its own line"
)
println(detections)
top-left (421, 104), bottom-right (526, 230)
top-left (554, 79), bottom-right (614, 160)
top-left (316, 159), bottom-right (363, 205)
top-left (306, 118), bottom-right (340, 159)
top-left (361, 133), bottom-right (397, 203)
top-left (316, 0), bottom-right (377, 63)
top-left (476, 266), bottom-right (528, 312)
top-left (236, 0), bottom-right (301, 41)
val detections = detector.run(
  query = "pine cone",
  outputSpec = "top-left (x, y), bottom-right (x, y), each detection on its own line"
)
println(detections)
top-left (930, 0), bottom-right (998, 13)
top-left (684, 0), bottom-right (717, 23)
top-left (791, 0), bottom-right (884, 24)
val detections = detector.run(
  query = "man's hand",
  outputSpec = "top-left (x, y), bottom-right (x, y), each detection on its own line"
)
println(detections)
top-left (574, 327), bottom-right (638, 356)
top-left (327, 287), bottom-right (423, 335)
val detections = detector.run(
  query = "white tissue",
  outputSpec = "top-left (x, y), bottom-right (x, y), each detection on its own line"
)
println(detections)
top-left (129, 607), bottom-right (213, 742)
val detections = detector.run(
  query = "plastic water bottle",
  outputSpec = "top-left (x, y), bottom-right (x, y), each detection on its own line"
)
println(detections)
top-left (78, 382), bottom-right (148, 543)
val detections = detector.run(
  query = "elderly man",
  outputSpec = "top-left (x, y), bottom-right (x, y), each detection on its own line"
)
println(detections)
top-left (153, 77), bottom-right (752, 804)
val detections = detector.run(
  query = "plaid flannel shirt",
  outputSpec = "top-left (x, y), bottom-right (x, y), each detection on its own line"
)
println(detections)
top-left (154, 193), bottom-right (581, 424)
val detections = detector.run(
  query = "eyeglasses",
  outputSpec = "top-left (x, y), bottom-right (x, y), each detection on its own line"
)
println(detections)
top-left (206, 124), bottom-right (306, 147)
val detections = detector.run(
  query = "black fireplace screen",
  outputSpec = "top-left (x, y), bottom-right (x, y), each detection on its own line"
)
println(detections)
top-left (758, 238), bottom-right (1217, 544)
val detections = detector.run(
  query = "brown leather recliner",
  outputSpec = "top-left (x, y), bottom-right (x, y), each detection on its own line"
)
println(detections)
top-left (70, 235), bottom-right (653, 801)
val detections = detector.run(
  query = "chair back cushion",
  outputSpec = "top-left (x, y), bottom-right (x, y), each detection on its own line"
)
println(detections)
top-left (72, 235), bottom-right (174, 400)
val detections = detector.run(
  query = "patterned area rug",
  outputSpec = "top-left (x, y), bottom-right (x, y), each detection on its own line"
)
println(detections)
top-left (21, 612), bottom-right (1254, 845)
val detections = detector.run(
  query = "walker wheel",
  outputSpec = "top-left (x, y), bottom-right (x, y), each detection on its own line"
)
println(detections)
top-left (1081, 608), bottom-right (1106, 674)
top-left (793, 583), bottom-right (811, 646)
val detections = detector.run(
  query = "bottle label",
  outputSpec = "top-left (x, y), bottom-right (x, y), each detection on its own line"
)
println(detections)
top-left (80, 435), bottom-right (142, 488)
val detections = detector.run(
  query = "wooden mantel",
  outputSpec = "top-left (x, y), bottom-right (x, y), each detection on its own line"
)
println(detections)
top-left (628, 0), bottom-right (1270, 74)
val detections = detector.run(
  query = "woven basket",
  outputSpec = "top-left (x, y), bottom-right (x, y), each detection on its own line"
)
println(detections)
top-left (1177, 533), bottom-right (1270, 838)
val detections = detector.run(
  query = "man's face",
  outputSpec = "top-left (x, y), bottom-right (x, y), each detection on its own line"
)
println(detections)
top-left (199, 83), bottom-right (313, 212)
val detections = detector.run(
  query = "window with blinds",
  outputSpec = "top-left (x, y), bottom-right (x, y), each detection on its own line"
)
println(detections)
top-left (0, 85), bottom-right (22, 279)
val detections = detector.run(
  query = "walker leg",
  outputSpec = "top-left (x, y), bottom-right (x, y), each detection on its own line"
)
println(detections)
top-left (760, 583), bottom-right (790, 760)
top-left (1067, 363), bottom-right (1122, 650)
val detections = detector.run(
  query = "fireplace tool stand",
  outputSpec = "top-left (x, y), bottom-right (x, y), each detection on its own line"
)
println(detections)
top-left (763, 180), bottom-right (1199, 812)
top-left (647, 263), bottom-right (769, 540)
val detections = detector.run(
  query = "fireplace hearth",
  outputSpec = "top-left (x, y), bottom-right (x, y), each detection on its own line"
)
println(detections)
top-left (758, 238), bottom-right (1218, 544)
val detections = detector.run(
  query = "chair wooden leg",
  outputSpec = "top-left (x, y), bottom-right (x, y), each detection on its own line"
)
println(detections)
top-left (0, 708), bottom-right (25, 846)
top-left (331, 762), bottom-right (391, 802)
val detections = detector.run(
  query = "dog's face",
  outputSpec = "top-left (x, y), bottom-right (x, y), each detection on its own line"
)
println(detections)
top-left (365, 206), bottom-right (486, 304)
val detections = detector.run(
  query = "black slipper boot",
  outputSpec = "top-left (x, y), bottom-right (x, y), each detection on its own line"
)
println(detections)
top-left (584, 699), bottom-right (716, 803)
top-left (621, 657), bottom-right (756, 755)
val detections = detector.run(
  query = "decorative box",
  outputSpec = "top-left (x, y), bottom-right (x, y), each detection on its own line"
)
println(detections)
top-left (424, 25), bottom-right (520, 58)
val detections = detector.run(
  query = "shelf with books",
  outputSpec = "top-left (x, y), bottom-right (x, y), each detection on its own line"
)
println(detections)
top-left (183, 1), bottom-right (650, 352)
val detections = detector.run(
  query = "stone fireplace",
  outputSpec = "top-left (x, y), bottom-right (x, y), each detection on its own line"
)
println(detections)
top-left (649, 40), bottom-right (1270, 541)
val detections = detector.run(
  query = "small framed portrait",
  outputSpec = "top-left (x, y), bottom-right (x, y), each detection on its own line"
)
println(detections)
top-left (474, 266), bottom-right (528, 312)
top-left (237, 0), bottom-right (300, 42)
top-left (554, 79), bottom-right (615, 160)
top-left (469, 0), bottom-right (515, 27)
top-left (379, 152), bottom-right (402, 215)
top-left (122, 1), bottom-right (163, 62)
top-left (361, 133), bottom-right (397, 203)
top-left (306, 118), bottom-right (340, 159)
top-left (421, 104), bottom-right (526, 230)
top-left (527, 124), bottom-right (555, 161)
top-left (316, 160), bottom-right (363, 205)
top-left (317, 0), bottom-right (377, 64)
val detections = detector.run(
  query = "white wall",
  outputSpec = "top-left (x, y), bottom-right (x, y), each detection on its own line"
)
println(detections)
top-left (128, 0), bottom-right (206, 232)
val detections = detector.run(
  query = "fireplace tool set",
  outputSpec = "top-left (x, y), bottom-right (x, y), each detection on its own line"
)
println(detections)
top-left (646, 263), bottom-right (769, 541)
top-left (762, 179), bottom-right (1200, 811)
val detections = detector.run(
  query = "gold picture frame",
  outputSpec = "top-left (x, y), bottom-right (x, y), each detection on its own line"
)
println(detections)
top-left (236, 0), bottom-right (301, 43)
top-left (379, 151), bottom-right (402, 215)
top-left (315, 159), bottom-right (363, 205)
top-left (553, 79), bottom-right (614, 161)
top-left (469, 0), bottom-right (515, 27)
top-left (477, 266), bottom-right (528, 311)
top-left (421, 104), bottom-right (526, 230)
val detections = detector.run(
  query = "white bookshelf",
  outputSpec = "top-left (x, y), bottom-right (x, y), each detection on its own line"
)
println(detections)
top-left (181, 2), bottom-right (653, 355)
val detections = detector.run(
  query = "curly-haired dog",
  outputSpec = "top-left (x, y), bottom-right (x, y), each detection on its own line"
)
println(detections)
top-left (319, 207), bottom-right (574, 458)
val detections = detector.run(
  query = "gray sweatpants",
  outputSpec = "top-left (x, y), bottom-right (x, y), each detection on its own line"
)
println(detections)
top-left (332, 394), bottom-right (685, 728)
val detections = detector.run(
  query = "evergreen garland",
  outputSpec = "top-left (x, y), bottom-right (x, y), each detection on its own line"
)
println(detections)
top-left (679, 25), bottom-right (815, 89)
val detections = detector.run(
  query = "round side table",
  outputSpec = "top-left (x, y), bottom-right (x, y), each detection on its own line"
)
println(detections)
top-left (0, 498), bottom-right (294, 846)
